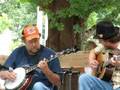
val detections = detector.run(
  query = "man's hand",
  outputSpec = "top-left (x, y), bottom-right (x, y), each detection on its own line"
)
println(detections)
top-left (89, 60), bottom-right (99, 70)
top-left (110, 55), bottom-right (120, 66)
top-left (37, 59), bottom-right (49, 73)
top-left (0, 71), bottom-right (16, 81)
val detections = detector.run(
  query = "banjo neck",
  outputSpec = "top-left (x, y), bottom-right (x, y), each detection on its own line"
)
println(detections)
top-left (25, 55), bottom-right (58, 74)
top-left (25, 47), bottom-right (78, 74)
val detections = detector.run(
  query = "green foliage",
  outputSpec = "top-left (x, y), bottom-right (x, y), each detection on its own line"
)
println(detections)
top-left (68, 0), bottom-right (91, 18)
top-left (0, 0), bottom-right (37, 31)
top-left (73, 24), bottom-right (83, 33)
top-left (1, 0), bottom-right (119, 32)
top-left (33, 0), bottom-right (120, 32)
top-left (86, 12), bottom-right (98, 30)
top-left (0, 0), bottom-right (120, 50)
top-left (19, 0), bottom-right (53, 9)
top-left (0, 0), bottom-right (37, 49)
top-left (0, 13), bottom-right (11, 32)
top-left (23, 0), bottom-right (120, 50)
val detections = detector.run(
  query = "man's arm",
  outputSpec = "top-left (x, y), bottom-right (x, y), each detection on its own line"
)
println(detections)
top-left (37, 60), bottom-right (61, 86)
top-left (42, 67), bottom-right (61, 86)
top-left (0, 70), bottom-right (16, 80)
top-left (89, 49), bottom-right (99, 70)
top-left (89, 43), bottom-right (104, 69)
top-left (0, 51), bottom-right (16, 80)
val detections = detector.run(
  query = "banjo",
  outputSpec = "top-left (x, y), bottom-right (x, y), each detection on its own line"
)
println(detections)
top-left (0, 55), bottom-right (58, 90)
top-left (0, 48), bottom-right (78, 90)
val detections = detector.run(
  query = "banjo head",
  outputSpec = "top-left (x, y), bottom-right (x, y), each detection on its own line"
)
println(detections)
top-left (5, 67), bottom-right (26, 90)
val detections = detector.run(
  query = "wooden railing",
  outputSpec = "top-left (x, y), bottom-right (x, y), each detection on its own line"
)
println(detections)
top-left (59, 51), bottom-right (89, 69)
top-left (58, 51), bottom-right (89, 90)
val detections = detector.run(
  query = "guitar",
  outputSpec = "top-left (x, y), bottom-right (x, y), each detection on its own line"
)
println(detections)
top-left (93, 51), bottom-right (113, 81)
top-left (0, 48), bottom-right (78, 90)
top-left (93, 49), bottom-right (120, 89)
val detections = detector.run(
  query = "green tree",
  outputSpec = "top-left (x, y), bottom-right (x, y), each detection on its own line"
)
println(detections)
top-left (0, 0), bottom-right (37, 50)
top-left (0, 0), bottom-right (120, 50)
top-left (27, 0), bottom-right (120, 50)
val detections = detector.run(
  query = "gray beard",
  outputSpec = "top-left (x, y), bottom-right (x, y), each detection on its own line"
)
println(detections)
top-left (28, 48), bottom-right (39, 55)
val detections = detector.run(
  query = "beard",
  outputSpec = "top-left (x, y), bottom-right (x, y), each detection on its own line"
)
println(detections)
top-left (28, 48), bottom-right (40, 55)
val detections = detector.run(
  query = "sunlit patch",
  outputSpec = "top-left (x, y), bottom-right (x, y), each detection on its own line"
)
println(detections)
top-left (0, 30), bottom-right (13, 55)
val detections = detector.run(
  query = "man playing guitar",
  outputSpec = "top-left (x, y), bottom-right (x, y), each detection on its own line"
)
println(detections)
top-left (0, 24), bottom-right (62, 90)
top-left (79, 20), bottom-right (120, 90)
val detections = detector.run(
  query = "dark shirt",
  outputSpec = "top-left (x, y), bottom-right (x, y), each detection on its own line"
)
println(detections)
top-left (4, 45), bottom-right (62, 88)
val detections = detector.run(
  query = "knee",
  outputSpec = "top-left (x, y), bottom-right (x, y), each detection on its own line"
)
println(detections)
top-left (32, 82), bottom-right (45, 90)
top-left (79, 73), bottom-right (88, 82)
top-left (79, 73), bottom-right (92, 84)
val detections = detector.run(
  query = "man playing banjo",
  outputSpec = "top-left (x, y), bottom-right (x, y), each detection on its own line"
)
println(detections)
top-left (0, 24), bottom-right (62, 90)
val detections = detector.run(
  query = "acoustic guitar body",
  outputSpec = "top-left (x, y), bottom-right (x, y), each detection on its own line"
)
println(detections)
top-left (99, 67), bottom-right (113, 82)
top-left (95, 52), bottom-right (113, 82)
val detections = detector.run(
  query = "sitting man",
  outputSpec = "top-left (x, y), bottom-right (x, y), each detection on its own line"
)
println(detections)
top-left (79, 20), bottom-right (120, 90)
top-left (0, 24), bottom-right (62, 90)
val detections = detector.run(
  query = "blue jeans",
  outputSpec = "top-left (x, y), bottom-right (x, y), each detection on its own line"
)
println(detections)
top-left (115, 88), bottom-right (120, 90)
top-left (78, 73), bottom-right (113, 90)
top-left (32, 82), bottom-right (53, 90)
